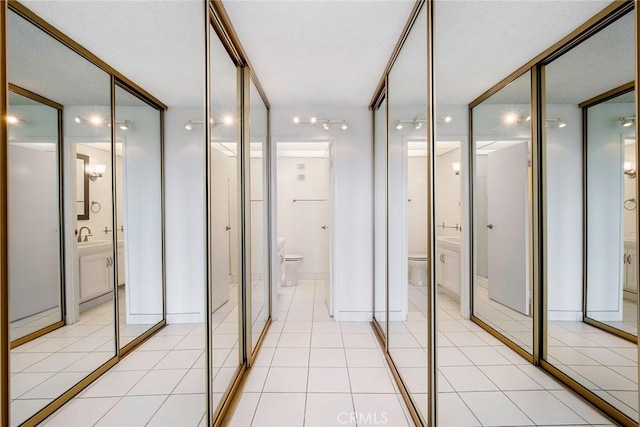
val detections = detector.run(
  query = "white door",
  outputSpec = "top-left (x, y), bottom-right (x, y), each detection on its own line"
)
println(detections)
top-left (487, 142), bottom-right (529, 315)
top-left (211, 147), bottom-right (231, 312)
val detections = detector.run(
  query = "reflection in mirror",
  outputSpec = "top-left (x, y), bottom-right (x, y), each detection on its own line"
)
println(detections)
top-left (249, 80), bottom-right (269, 353)
top-left (374, 95), bottom-right (387, 336)
top-left (76, 154), bottom-right (89, 220)
top-left (8, 89), bottom-right (63, 344)
top-left (387, 3), bottom-right (428, 419)
top-left (471, 71), bottom-right (532, 353)
top-left (8, 9), bottom-right (117, 426)
top-left (585, 88), bottom-right (637, 339)
top-left (544, 8), bottom-right (637, 422)
top-left (114, 84), bottom-right (164, 348)
top-left (210, 24), bottom-right (241, 413)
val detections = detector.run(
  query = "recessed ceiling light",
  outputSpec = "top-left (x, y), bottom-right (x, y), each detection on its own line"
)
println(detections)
top-left (310, 117), bottom-right (317, 124)
top-left (89, 115), bottom-right (103, 126)
top-left (443, 116), bottom-right (452, 123)
top-left (503, 112), bottom-right (519, 125)
top-left (223, 115), bottom-right (233, 126)
top-left (6, 115), bottom-right (20, 125)
top-left (293, 116), bottom-right (300, 124)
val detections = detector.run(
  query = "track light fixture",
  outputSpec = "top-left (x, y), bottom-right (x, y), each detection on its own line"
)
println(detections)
top-left (619, 116), bottom-right (636, 128)
top-left (292, 116), bottom-right (349, 131)
top-left (184, 115), bottom-right (235, 131)
top-left (545, 117), bottom-right (567, 129)
top-left (74, 115), bottom-right (131, 130)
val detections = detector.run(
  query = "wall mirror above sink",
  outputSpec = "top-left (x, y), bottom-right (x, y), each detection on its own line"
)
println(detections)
top-left (76, 153), bottom-right (89, 220)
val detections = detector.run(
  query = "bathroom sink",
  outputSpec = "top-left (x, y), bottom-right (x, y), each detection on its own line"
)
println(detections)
top-left (438, 236), bottom-right (460, 243)
top-left (77, 240), bottom-right (112, 247)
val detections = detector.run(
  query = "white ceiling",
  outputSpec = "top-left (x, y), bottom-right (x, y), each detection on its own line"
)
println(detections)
top-left (14, 0), bottom-right (629, 110)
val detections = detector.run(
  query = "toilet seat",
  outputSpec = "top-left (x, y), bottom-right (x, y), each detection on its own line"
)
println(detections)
top-left (285, 254), bottom-right (304, 261)
top-left (408, 254), bottom-right (427, 261)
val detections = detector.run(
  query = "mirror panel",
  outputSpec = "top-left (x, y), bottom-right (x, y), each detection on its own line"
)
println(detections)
top-left (114, 84), bottom-right (164, 348)
top-left (544, 8), bottom-right (637, 421)
top-left (471, 71), bottom-right (533, 353)
top-left (387, 3), bottom-right (428, 419)
top-left (249, 80), bottom-right (269, 354)
top-left (8, 89), bottom-right (62, 343)
top-left (209, 24), bottom-right (242, 412)
top-left (374, 96), bottom-right (387, 336)
top-left (76, 154), bottom-right (89, 220)
top-left (8, 9), bottom-right (117, 426)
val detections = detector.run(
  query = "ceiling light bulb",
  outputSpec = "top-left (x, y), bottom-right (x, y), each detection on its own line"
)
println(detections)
top-left (223, 115), bottom-right (233, 126)
top-left (414, 122), bottom-right (423, 130)
top-left (74, 116), bottom-right (82, 124)
top-left (310, 117), bottom-right (317, 124)
top-left (119, 122), bottom-right (129, 131)
top-left (621, 117), bottom-right (634, 127)
top-left (293, 116), bottom-right (300, 124)
top-left (322, 122), bottom-right (330, 130)
top-left (395, 121), bottom-right (403, 130)
top-left (557, 120), bottom-right (566, 128)
top-left (89, 115), bottom-right (103, 126)
top-left (526, 115), bottom-right (531, 122)
top-left (443, 116), bottom-right (452, 123)
top-left (6, 115), bottom-right (19, 125)
top-left (341, 122), bottom-right (348, 130)
top-left (503, 112), bottom-right (519, 125)
top-left (184, 121), bottom-right (193, 131)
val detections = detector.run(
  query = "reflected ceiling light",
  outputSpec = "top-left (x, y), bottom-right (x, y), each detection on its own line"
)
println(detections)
top-left (443, 115), bottom-right (452, 123)
top-left (503, 112), bottom-right (520, 125)
top-left (119, 121), bottom-right (130, 131)
top-left (292, 116), bottom-right (349, 131)
top-left (451, 162), bottom-right (461, 175)
top-left (223, 115), bottom-right (233, 126)
top-left (525, 115), bottom-right (531, 122)
top-left (545, 117), bottom-right (567, 129)
top-left (74, 116), bottom-right (84, 124)
top-left (89, 115), bottom-right (103, 126)
top-left (184, 120), bottom-right (194, 131)
top-left (413, 121), bottom-right (423, 130)
top-left (6, 115), bottom-right (24, 125)
top-left (619, 116), bottom-right (635, 128)
top-left (395, 121), bottom-right (403, 130)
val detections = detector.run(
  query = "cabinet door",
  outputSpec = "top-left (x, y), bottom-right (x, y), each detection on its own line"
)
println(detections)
top-left (436, 249), bottom-right (444, 286)
top-left (117, 247), bottom-right (126, 286)
top-left (79, 252), bottom-right (111, 302)
top-left (627, 248), bottom-right (637, 293)
top-left (443, 248), bottom-right (460, 295)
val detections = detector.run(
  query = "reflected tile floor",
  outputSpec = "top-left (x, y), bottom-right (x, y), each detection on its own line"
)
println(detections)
top-left (40, 323), bottom-right (207, 427)
top-left (473, 281), bottom-right (638, 420)
top-left (229, 279), bottom-right (414, 427)
top-left (396, 286), bottom-right (616, 426)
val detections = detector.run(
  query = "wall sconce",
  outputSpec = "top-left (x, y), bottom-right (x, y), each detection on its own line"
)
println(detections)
top-left (86, 164), bottom-right (106, 181)
top-left (624, 161), bottom-right (636, 178)
top-left (6, 115), bottom-right (24, 125)
top-left (292, 116), bottom-right (349, 131)
top-left (619, 116), bottom-right (636, 128)
top-left (451, 162), bottom-right (461, 175)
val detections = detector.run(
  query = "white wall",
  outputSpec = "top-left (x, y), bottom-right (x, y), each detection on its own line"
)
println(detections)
top-left (164, 107), bottom-right (207, 323)
top-left (277, 156), bottom-right (330, 276)
top-left (546, 104), bottom-right (583, 321)
top-left (271, 106), bottom-right (372, 321)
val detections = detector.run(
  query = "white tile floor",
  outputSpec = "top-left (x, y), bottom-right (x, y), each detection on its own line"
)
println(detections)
top-left (229, 279), bottom-right (414, 427)
top-left (473, 279), bottom-right (639, 420)
top-left (391, 285), bottom-right (617, 426)
top-left (33, 278), bottom-right (624, 426)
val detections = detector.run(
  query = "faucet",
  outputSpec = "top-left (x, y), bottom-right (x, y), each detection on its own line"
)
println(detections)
top-left (77, 226), bottom-right (92, 243)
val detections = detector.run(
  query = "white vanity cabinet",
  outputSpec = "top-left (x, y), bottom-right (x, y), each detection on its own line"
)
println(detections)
top-left (77, 241), bottom-right (125, 303)
top-left (436, 237), bottom-right (461, 299)
top-left (277, 237), bottom-right (286, 287)
top-left (624, 240), bottom-right (637, 296)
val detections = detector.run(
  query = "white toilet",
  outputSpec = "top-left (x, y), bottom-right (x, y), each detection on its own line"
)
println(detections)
top-left (284, 254), bottom-right (304, 287)
top-left (408, 254), bottom-right (428, 286)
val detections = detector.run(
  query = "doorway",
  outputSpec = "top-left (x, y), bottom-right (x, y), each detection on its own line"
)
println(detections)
top-left (274, 141), bottom-right (333, 318)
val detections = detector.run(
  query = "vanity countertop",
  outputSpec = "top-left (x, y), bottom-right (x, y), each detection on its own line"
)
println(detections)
top-left (77, 240), bottom-right (124, 256)
top-left (437, 235), bottom-right (461, 251)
